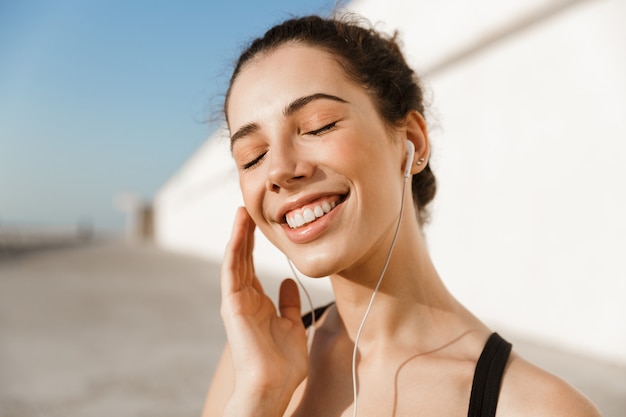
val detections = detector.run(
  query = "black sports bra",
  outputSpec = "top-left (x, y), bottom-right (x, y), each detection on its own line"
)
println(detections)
top-left (302, 305), bottom-right (512, 417)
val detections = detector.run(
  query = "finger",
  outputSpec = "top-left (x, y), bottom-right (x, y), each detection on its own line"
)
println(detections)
top-left (241, 208), bottom-right (256, 286)
top-left (222, 207), bottom-right (256, 295)
top-left (279, 279), bottom-right (302, 325)
top-left (221, 207), bottom-right (245, 295)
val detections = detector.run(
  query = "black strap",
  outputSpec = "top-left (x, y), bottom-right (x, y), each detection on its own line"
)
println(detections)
top-left (301, 303), bottom-right (334, 328)
top-left (467, 332), bottom-right (512, 417)
top-left (302, 308), bottom-right (511, 416)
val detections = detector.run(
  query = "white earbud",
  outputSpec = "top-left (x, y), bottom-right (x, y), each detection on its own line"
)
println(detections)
top-left (404, 139), bottom-right (415, 179)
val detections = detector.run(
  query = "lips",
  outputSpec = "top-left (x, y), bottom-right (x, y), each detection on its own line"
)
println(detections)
top-left (282, 195), bottom-right (345, 229)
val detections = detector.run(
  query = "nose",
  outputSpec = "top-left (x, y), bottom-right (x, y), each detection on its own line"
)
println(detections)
top-left (266, 142), bottom-right (314, 192)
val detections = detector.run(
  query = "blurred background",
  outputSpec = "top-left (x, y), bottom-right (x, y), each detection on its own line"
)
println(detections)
top-left (1, 0), bottom-right (625, 416)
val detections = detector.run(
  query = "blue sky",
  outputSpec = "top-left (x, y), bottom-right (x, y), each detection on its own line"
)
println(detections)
top-left (0, 0), bottom-right (337, 230)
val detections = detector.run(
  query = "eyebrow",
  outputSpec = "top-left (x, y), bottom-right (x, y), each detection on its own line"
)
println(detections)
top-left (230, 93), bottom-right (348, 149)
top-left (230, 122), bottom-right (259, 151)
top-left (283, 93), bottom-right (348, 117)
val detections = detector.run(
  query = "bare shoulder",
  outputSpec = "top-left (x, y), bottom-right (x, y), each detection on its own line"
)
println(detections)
top-left (497, 351), bottom-right (602, 417)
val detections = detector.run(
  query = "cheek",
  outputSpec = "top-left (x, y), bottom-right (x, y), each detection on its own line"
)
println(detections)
top-left (239, 175), bottom-right (260, 206)
top-left (239, 175), bottom-right (270, 224)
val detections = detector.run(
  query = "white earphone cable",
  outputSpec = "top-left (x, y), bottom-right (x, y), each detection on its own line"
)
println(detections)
top-left (286, 143), bottom-right (414, 415)
top-left (351, 172), bottom-right (411, 417)
top-left (288, 257), bottom-right (316, 350)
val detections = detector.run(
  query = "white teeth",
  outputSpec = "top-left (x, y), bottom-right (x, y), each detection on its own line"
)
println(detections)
top-left (286, 200), bottom-right (339, 229)
top-left (294, 213), bottom-right (305, 227)
top-left (303, 208), bottom-right (315, 223)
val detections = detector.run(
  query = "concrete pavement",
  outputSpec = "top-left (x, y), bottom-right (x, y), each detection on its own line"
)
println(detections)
top-left (1, 241), bottom-right (223, 417)
top-left (1, 241), bottom-right (624, 416)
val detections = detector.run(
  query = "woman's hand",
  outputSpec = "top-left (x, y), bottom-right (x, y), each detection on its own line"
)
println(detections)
top-left (220, 207), bottom-right (308, 416)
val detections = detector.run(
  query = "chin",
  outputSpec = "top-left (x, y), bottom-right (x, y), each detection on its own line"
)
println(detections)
top-left (295, 267), bottom-right (330, 279)
top-left (287, 252), bottom-right (342, 279)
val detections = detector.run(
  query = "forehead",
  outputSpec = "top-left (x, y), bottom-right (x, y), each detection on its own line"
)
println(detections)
top-left (226, 44), bottom-right (357, 128)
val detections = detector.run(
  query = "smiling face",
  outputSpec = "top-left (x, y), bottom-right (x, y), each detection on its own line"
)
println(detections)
top-left (227, 44), bottom-right (408, 278)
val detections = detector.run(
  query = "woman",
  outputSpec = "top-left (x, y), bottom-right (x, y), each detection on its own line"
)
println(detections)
top-left (203, 14), bottom-right (601, 417)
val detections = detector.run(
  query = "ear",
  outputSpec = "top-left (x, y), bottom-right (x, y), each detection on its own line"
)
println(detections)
top-left (402, 110), bottom-right (430, 175)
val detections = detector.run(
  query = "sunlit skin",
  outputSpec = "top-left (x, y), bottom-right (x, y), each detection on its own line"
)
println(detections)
top-left (228, 46), bottom-right (410, 282)
top-left (202, 44), bottom-right (602, 417)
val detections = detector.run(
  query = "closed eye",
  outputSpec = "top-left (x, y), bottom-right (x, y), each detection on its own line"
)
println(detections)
top-left (306, 121), bottom-right (337, 136)
top-left (242, 152), bottom-right (267, 170)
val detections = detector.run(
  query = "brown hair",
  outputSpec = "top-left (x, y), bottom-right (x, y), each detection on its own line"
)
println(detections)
top-left (225, 15), bottom-right (436, 224)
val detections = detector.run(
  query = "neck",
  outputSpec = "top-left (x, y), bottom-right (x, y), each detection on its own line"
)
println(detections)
top-left (327, 219), bottom-right (462, 352)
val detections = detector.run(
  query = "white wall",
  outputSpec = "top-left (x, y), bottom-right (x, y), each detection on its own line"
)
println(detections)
top-left (350, 0), bottom-right (626, 363)
top-left (155, 130), bottom-right (239, 261)
top-left (155, 0), bottom-right (626, 364)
